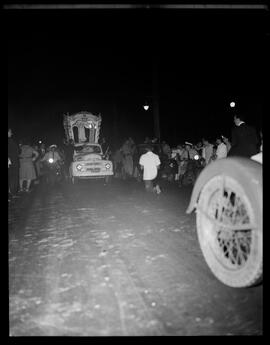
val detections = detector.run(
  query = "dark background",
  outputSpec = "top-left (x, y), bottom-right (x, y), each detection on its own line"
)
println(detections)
top-left (7, 7), bottom-right (267, 148)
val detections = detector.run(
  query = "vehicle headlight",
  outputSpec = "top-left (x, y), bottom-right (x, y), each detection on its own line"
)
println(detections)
top-left (48, 158), bottom-right (54, 163)
top-left (105, 163), bottom-right (111, 169)
top-left (76, 164), bottom-right (83, 171)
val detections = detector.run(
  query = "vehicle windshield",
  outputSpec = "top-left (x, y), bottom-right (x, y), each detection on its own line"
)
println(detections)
top-left (75, 145), bottom-right (102, 154)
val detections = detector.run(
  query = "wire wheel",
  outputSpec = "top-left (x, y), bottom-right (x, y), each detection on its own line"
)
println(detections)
top-left (196, 175), bottom-right (262, 288)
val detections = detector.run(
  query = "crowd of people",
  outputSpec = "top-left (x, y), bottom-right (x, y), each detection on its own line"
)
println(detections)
top-left (111, 113), bottom-right (262, 194)
top-left (8, 130), bottom-right (75, 202)
top-left (8, 112), bottom-right (262, 200)
top-left (110, 135), bottom-right (231, 192)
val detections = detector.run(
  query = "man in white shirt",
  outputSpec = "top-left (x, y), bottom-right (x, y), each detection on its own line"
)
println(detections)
top-left (216, 138), bottom-right (227, 159)
top-left (41, 145), bottom-right (62, 165)
top-left (202, 138), bottom-right (214, 165)
top-left (139, 145), bottom-right (161, 193)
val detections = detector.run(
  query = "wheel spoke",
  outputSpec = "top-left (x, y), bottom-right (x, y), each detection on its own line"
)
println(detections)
top-left (198, 206), bottom-right (256, 231)
top-left (227, 239), bottom-right (237, 265)
top-left (235, 239), bottom-right (245, 266)
top-left (216, 176), bottom-right (226, 222)
top-left (216, 228), bottom-right (252, 267)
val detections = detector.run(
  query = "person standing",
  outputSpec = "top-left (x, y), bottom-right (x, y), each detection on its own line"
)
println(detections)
top-left (228, 113), bottom-right (259, 157)
top-left (62, 139), bottom-right (74, 181)
top-left (128, 137), bottom-right (137, 177)
top-left (8, 128), bottom-right (20, 197)
top-left (35, 142), bottom-right (47, 181)
top-left (202, 138), bottom-right (214, 165)
top-left (41, 145), bottom-right (63, 167)
top-left (183, 143), bottom-right (198, 160)
top-left (19, 138), bottom-right (39, 192)
top-left (161, 140), bottom-right (171, 159)
top-left (100, 137), bottom-right (111, 159)
top-left (120, 139), bottom-right (133, 179)
top-left (139, 145), bottom-right (161, 193)
top-left (221, 136), bottom-right (231, 154)
top-left (215, 137), bottom-right (227, 160)
top-left (112, 148), bottom-right (123, 179)
top-left (32, 144), bottom-right (40, 184)
top-left (194, 141), bottom-right (203, 156)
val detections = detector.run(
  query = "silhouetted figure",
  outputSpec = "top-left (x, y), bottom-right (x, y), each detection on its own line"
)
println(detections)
top-left (63, 139), bottom-right (74, 180)
top-left (19, 137), bottom-right (39, 192)
top-left (228, 114), bottom-right (258, 158)
top-left (8, 128), bottom-right (20, 197)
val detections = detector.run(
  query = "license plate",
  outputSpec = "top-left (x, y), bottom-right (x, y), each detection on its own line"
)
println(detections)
top-left (87, 168), bottom-right (100, 173)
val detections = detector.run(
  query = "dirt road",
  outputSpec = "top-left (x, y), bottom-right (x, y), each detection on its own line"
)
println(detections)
top-left (9, 180), bottom-right (262, 335)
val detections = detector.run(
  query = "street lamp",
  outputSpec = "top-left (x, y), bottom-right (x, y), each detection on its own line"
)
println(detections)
top-left (143, 101), bottom-right (150, 111)
top-left (141, 58), bottom-right (160, 141)
top-left (230, 101), bottom-right (236, 108)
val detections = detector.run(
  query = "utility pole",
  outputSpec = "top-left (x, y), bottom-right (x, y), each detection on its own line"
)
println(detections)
top-left (152, 57), bottom-right (161, 142)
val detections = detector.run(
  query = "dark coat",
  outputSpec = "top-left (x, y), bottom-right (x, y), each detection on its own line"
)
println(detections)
top-left (63, 144), bottom-right (74, 164)
top-left (228, 123), bottom-right (258, 158)
top-left (8, 137), bottom-right (19, 167)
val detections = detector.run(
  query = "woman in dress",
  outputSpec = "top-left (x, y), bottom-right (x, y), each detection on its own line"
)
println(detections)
top-left (19, 138), bottom-right (39, 192)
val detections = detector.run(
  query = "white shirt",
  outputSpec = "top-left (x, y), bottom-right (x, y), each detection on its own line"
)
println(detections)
top-left (139, 151), bottom-right (161, 181)
top-left (216, 142), bottom-right (227, 159)
top-left (202, 144), bottom-right (213, 164)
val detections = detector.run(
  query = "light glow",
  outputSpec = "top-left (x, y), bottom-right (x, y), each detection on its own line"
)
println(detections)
top-left (143, 105), bottom-right (149, 111)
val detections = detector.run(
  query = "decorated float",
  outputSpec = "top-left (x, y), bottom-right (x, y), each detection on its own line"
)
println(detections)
top-left (63, 111), bottom-right (113, 184)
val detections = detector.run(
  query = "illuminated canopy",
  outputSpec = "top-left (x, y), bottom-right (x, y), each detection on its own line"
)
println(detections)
top-left (63, 111), bottom-right (102, 144)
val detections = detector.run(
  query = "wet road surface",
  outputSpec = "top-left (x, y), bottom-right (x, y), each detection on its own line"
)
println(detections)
top-left (9, 179), bottom-right (262, 335)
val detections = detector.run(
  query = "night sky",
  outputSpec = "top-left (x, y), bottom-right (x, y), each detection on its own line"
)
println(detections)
top-left (8, 8), bottom-right (266, 148)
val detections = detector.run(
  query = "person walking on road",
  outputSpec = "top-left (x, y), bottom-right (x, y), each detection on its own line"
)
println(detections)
top-left (19, 138), bottom-right (39, 192)
top-left (8, 128), bottom-right (20, 198)
top-left (139, 144), bottom-right (161, 194)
